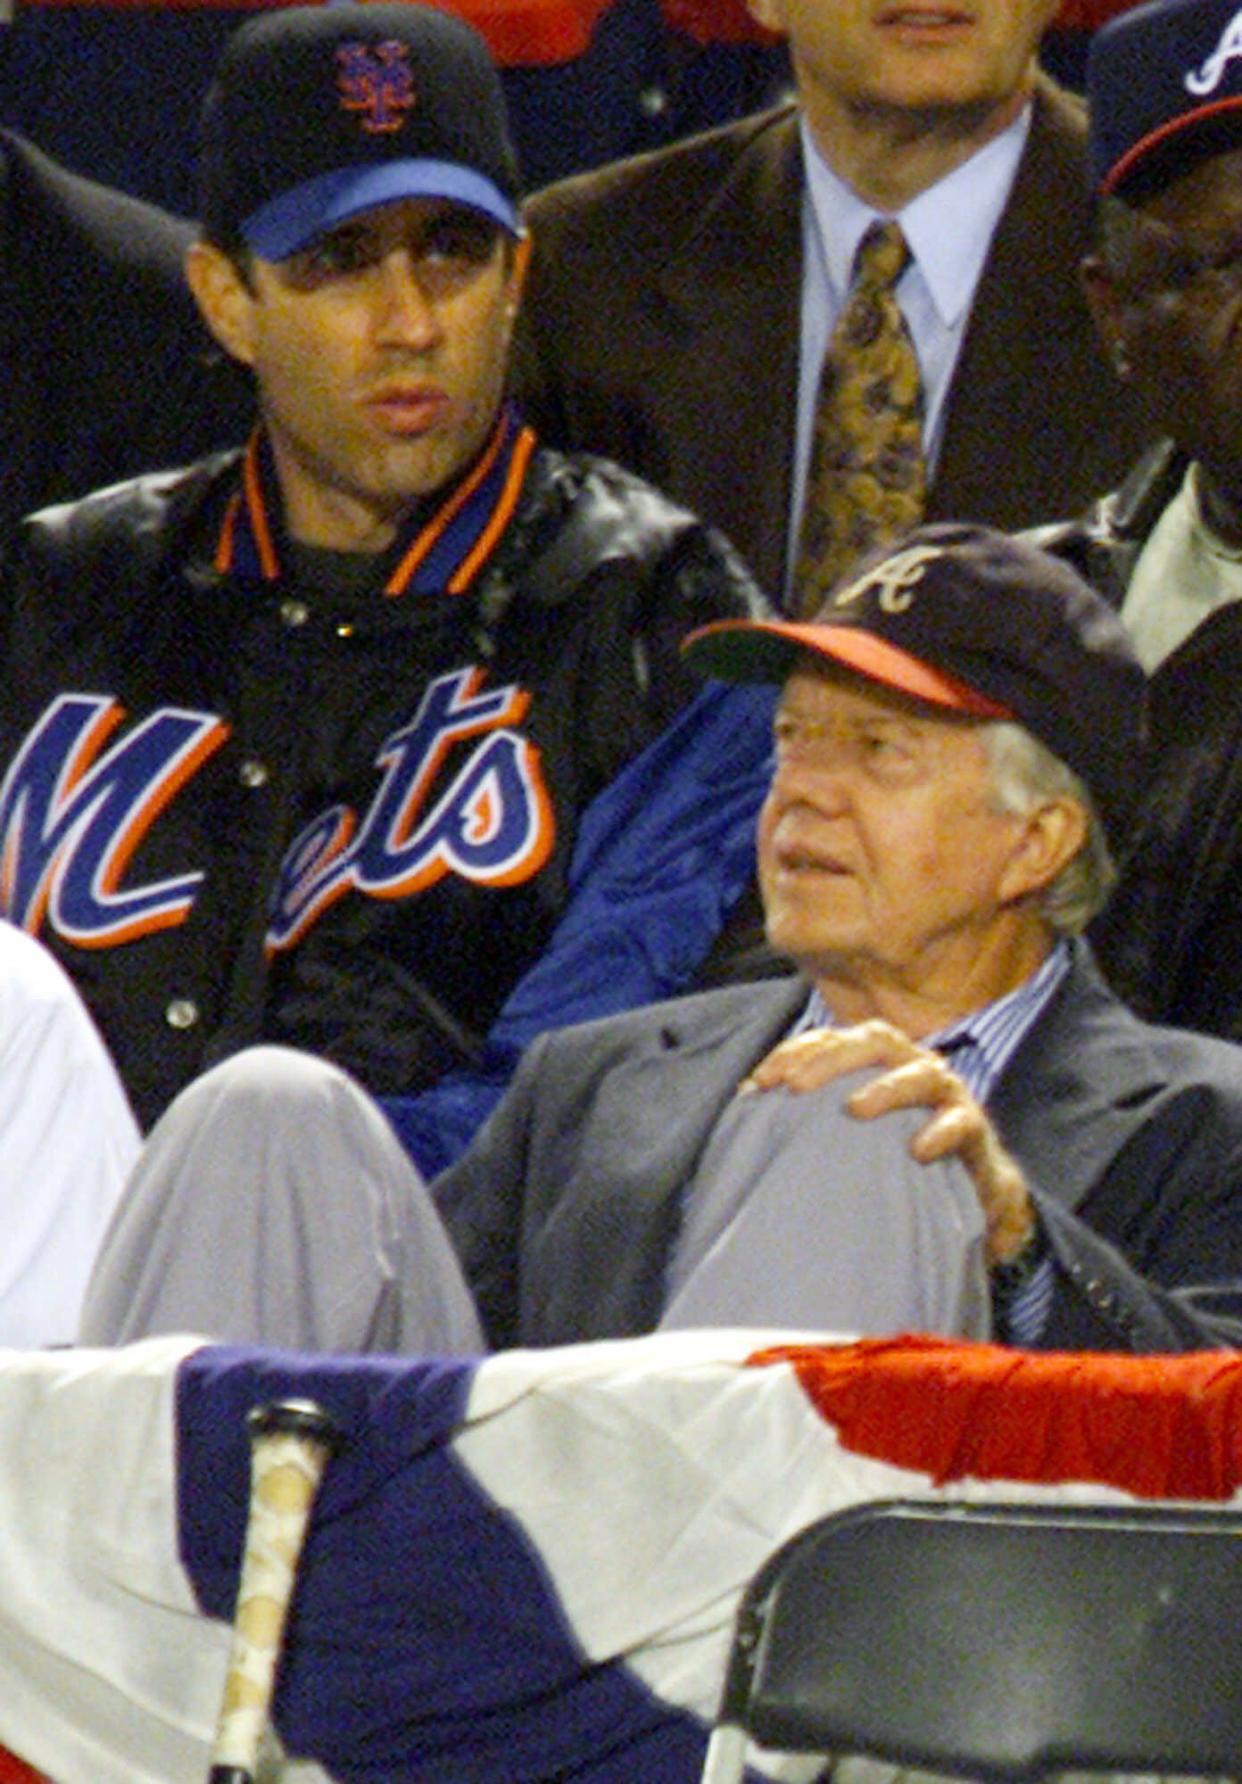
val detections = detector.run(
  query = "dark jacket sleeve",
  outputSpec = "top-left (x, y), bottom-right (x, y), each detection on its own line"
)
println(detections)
top-left (1035, 1192), bottom-right (1242, 1352)
top-left (1028, 1068), bottom-right (1242, 1353)
top-left (525, 456), bottom-right (769, 792)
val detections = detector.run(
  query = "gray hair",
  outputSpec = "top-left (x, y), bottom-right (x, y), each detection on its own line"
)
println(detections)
top-left (979, 721), bottom-right (1116, 935)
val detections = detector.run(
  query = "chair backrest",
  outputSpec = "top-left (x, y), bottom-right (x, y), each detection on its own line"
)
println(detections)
top-left (700, 1498), bottom-right (1242, 1784)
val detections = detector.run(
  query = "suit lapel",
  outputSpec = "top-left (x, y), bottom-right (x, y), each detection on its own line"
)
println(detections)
top-left (988, 944), bottom-right (1169, 1215)
top-left (932, 78), bottom-right (1084, 523)
top-left (933, 74), bottom-right (1158, 535)
top-left (609, 981), bottom-right (809, 1239)
top-left (524, 979), bottom-right (809, 1342)
top-left (651, 108), bottom-right (804, 597)
top-left (617, 976), bottom-right (813, 1185)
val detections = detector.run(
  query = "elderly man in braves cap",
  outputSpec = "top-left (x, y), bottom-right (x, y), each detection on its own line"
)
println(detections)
top-left (0, 3), bottom-right (759, 1132)
top-left (1024, 0), bottom-right (1242, 1045)
top-left (81, 524), bottom-right (1242, 1356)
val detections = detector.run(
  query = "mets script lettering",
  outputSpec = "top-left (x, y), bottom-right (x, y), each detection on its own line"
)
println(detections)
top-left (0, 695), bottom-right (228, 947)
top-left (0, 669), bottom-right (555, 953)
top-left (1186, 8), bottom-right (1242, 94)
top-left (266, 668), bottom-right (554, 952)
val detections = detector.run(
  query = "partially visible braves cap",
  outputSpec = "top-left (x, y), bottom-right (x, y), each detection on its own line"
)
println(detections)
top-left (681, 522), bottom-right (1145, 847)
top-left (199, 2), bottom-right (521, 260)
top-left (1090, 0), bottom-right (1242, 199)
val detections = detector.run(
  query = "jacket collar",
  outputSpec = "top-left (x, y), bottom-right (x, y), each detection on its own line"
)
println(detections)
top-left (988, 938), bottom-right (1173, 1214)
top-left (638, 976), bottom-right (809, 1064)
top-left (647, 106), bottom-right (804, 595)
top-left (1022, 438), bottom-right (1188, 615)
top-left (655, 105), bottom-right (804, 326)
top-left (1102, 438), bottom-right (1191, 541)
top-left (212, 405), bottom-right (537, 595)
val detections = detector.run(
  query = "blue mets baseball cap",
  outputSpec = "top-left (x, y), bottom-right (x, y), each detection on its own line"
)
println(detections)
top-left (1090, 0), bottom-right (1242, 198)
top-left (199, 2), bottom-right (522, 261)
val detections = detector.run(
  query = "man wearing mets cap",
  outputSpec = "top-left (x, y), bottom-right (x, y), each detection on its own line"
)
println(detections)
top-left (82, 523), bottom-right (1242, 1357)
top-left (0, 2), bottom-right (759, 1132)
top-left (1028, 0), bottom-right (1242, 1045)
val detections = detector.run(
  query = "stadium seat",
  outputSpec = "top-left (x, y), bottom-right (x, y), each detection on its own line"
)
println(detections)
top-left (701, 1497), bottom-right (1242, 1784)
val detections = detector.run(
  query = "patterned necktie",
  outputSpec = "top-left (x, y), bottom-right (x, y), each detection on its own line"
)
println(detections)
top-left (794, 220), bottom-right (926, 616)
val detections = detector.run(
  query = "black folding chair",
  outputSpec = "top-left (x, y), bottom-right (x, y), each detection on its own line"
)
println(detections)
top-left (701, 1498), bottom-right (1242, 1783)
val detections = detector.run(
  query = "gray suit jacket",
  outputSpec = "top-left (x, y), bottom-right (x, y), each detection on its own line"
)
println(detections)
top-left (514, 78), bottom-right (1153, 599)
top-left (435, 944), bottom-right (1242, 1353)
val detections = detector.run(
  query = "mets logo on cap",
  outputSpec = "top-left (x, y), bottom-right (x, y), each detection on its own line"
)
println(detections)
top-left (336, 40), bottom-right (415, 133)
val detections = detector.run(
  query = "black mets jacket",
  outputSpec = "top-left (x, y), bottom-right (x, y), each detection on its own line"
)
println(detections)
top-left (0, 417), bottom-right (762, 1126)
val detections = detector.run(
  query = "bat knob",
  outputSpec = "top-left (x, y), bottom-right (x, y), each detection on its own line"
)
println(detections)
top-left (246, 1397), bottom-right (345, 1455)
top-left (206, 1396), bottom-right (346, 1782)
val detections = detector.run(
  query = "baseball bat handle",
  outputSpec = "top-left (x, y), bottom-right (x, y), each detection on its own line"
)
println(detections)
top-left (206, 1397), bottom-right (344, 1784)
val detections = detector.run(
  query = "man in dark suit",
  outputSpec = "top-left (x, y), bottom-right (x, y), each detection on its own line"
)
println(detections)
top-left (513, 1), bottom-right (1155, 602)
top-left (0, 129), bottom-right (251, 538)
top-left (79, 526), bottom-right (1242, 1358)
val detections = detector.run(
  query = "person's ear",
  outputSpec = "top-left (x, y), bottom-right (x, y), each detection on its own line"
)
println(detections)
top-left (1080, 254), bottom-right (1131, 380)
top-left (185, 239), bottom-right (260, 370)
top-left (998, 797), bottom-right (1089, 907)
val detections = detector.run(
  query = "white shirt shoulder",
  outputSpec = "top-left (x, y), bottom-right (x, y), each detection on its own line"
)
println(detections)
top-left (0, 922), bottom-right (139, 1347)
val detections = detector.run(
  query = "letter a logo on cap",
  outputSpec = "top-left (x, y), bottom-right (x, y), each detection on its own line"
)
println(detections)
top-left (831, 543), bottom-right (943, 615)
top-left (1186, 5), bottom-right (1242, 96)
top-left (336, 41), bottom-right (416, 134)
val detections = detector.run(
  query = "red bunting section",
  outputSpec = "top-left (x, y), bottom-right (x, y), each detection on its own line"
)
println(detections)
top-left (757, 1334), bottom-right (1242, 1501)
top-left (12, 0), bottom-right (617, 64)
top-left (0, 1751), bottom-right (45, 1784)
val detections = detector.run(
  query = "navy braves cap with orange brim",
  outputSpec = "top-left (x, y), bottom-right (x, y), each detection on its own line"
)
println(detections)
top-left (687, 614), bottom-right (1013, 721)
top-left (681, 522), bottom-right (1146, 849)
top-left (200, 2), bottom-right (522, 260)
top-left (1090, 0), bottom-right (1242, 199)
